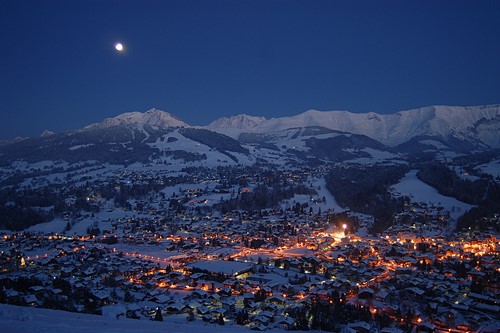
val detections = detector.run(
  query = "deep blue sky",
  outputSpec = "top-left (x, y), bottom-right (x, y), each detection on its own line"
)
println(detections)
top-left (1, 0), bottom-right (499, 139)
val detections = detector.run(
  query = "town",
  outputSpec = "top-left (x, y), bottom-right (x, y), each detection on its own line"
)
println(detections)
top-left (0, 130), bottom-right (499, 333)
top-left (1, 173), bottom-right (498, 333)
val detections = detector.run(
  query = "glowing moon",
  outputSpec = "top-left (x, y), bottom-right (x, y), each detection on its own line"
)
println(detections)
top-left (114, 42), bottom-right (124, 52)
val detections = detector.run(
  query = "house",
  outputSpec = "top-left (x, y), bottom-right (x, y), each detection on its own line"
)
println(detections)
top-left (416, 321), bottom-right (435, 332)
top-left (22, 294), bottom-right (39, 306)
top-left (276, 316), bottom-right (295, 330)
top-left (347, 321), bottom-right (371, 333)
top-left (267, 294), bottom-right (286, 305)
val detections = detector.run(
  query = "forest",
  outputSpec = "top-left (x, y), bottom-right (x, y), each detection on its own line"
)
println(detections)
top-left (417, 162), bottom-right (500, 231)
top-left (325, 164), bottom-right (409, 234)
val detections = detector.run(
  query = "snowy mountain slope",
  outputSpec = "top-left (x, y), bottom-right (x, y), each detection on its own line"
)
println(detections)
top-left (146, 128), bottom-right (252, 166)
top-left (239, 126), bottom-right (396, 164)
top-left (211, 105), bottom-right (500, 149)
top-left (239, 126), bottom-right (347, 152)
top-left (85, 108), bottom-right (189, 130)
top-left (0, 125), bottom-right (250, 166)
top-left (1, 104), bottom-right (498, 168)
top-left (206, 114), bottom-right (268, 139)
top-left (207, 114), bottom-right (267, 130)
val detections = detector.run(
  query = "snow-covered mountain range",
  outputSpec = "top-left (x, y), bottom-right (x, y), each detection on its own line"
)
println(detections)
top-left (81, 104), bottom-right (500, 149)
top-left (208, 105), bottom-right (500, 149)
top-left (0, 104), bottom-right (498, 167)
top-left (207, 114), bottom-right (267, 130)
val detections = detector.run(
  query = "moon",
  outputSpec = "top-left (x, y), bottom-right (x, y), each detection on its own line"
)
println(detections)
top-left (114, 42), bottom-right (124, 52)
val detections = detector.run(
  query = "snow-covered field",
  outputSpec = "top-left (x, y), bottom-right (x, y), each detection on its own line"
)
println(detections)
top-left (0, 303), bottom-right (263, 333)
top-left (475, 159), bottom-right (500, 178)
top-left (279, 176), bottom-right (344, 213)
top-left (392, 170), bottom-right (474, 220)
top-left (344, 148), bottom-right (405, 165)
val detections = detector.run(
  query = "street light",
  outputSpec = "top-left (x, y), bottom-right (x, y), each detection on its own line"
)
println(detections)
top-left (342, 224), bottom-right (347, 236)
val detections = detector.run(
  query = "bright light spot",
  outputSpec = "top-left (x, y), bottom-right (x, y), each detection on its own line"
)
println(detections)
top-left (342, 224), bottom-right (347, 230)
top-left (115, 42), bottom-right (124, 52)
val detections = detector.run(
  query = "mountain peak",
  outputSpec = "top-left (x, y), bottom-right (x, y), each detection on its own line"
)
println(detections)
top-left (40, 130), bottom-right (55, 137)
top-left (85, 108), bottom-right (189, 130)
top-left (207, 114), bottom-right (267, 130)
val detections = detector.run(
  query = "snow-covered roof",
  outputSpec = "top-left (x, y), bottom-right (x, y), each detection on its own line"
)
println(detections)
top-left (186, 260), bottom-right (253, 276)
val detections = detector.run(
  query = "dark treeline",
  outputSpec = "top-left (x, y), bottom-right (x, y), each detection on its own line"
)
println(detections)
top-left (325, 165), bottom-right (410, 234)
top-left (215, 183), bottom-right (317, 212)
top-left (457, 183), bottom-right (500, 231)
top-left (417, 162), bottom-right (500, 231)
top-left (416, 162), bottom-right (490, 205)
top-left (0, 171), bottom-right (195, 230)
top-left (179, 128), bottom-right (249, 154)
top-left (212, 165), bottom-right (318, 212)
top-left (0, 205), bottom-right (49, 231)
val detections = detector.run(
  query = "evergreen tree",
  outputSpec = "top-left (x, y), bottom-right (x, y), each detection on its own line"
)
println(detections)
top-left (154, 308), bottom-right (163, 321)
top-left (218, 313), bottom-right (225, 325)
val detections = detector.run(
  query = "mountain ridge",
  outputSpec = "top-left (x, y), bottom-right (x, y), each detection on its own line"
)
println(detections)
top-left (222, 105), bottom-right (500, 148)
top-left (84, 108), bottom-right (188, 130)
top-left (207, 114), bottom-right (267, 130)
top-left (6, 104), bottom-right (499, 152)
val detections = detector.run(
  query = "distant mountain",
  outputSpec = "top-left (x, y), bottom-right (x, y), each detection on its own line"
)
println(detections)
top-left (211, 105), bottom-right (500, 150)
top-left (40, 130), bottom-right (55, 137)
top-left (85, 108), bottom-right (188, 129)
top-left (1, 105), bottom-right (498, 167)
top-left (0, 124), bottom-right (250, 166)
top-left (207, 114), bottom-right (267, 130)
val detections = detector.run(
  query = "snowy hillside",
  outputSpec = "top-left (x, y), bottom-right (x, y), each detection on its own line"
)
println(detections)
top-left (391, 170), bottom-right (473, 222)
top-left (0, 303), bottom-right (258, 333)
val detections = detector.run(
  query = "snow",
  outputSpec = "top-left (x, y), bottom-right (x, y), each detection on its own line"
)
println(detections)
top-left (280, 246), bottom-right (314, 257)
top-left (418, 140), bottom-right (448, 150)
top-left (186, 260), bottom-right (253, 275)
top-left (212, 105), bottom-right (500, 148)
top-left (310, 176), bottom-right (345, 212)
top-left (344, 148), bottom-right (406, 165)
top-left (27, 218), bottom-right (69, 234)
top-left (80, 104), bottom-right (500, 150)
top-left (147, 129), bottom-right (254, 168)
top-left (27, 207), bottom-right (152, 235)
top-left (475, 159), bottom-right (500, 178)
top-left (0, 303), bottom-right (260, 333)
top-left (207, 114), bottom-right (266, 130)
top-left (15, 162), bottom-right (122, 190)
top-left (391, 170), bottom-right (474, 220)
top-left (280, 175), bottom-right (344, 213)
top-left (69, 144), bottom-right (95, 151)
top-left (85, 108), bottom-right (188, 130)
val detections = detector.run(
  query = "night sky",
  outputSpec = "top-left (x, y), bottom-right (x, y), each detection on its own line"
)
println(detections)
top-left (1, 0), bottom-right (499, 139)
